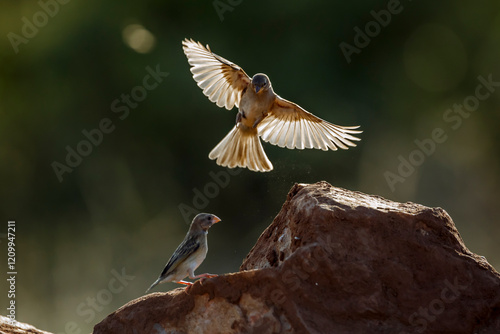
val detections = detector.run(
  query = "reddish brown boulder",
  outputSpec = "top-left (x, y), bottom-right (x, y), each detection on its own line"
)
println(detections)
top-left (93, 181), bottom-right (500, 334)
top-left (0, 316), bottom-right (53, 334)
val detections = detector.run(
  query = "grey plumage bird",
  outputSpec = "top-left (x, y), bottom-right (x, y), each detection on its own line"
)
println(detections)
top-left (182, 38), bottom-right (362, 172)
top-left (146, 213), bottom-right (221, 293)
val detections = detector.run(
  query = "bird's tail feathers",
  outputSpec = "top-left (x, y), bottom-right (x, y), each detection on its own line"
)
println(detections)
top-left (209, 125), bottom-right (273, 172)
top-left (145, 278), bottom-right (161, 293)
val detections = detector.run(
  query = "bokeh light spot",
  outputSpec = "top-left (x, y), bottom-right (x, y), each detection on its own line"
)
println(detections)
top-left (122, 23), bottom-right (156, 54)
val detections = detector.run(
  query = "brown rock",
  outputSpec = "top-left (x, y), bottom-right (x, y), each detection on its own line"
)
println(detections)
top-left (93, 181), bottom-right (500, 334)
top-left (0, 316), bottom-right (53, 334)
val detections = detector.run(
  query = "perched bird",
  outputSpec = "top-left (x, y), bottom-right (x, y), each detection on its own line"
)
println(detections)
top-left (182, 38), bottom-right (362, 172)
top-left (146, 213), bottom-right (221, 293)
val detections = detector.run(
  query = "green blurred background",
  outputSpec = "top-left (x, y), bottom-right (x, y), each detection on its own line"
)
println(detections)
top-left (1, 0), bottom-right (499, 332)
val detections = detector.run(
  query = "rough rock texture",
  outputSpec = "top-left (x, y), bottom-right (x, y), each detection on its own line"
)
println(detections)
top-left (93, 181), bottom-right (500, 334)
top-left (0, 316), bottom-right (53, 334)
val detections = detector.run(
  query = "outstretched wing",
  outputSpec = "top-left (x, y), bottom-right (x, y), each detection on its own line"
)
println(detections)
top-left (160, 234), bottom-right (200, 277)
top-left (182, 38), bottom-right (251, 110)
top-left (258, 96), bottom-right (362, 150)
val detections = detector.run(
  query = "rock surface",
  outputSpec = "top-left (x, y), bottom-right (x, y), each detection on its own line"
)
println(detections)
top-left (0, 316), bottom-right (53, 334)
top-left (93, 181), bottom-right (500, 334)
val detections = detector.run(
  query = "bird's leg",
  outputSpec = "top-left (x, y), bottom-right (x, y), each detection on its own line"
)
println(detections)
top-left (189, 272), bottom-right (218, 285)
top-left (235, 111), bottom-right (245, 125)
top-left (252, 114), bottom-right (264, 128)
top-left (175, 280), bottom-right (194, 291)
top-left (191, 273), bottom-right (218, 279)
top-left (175, 280), bottom-right (193, 286)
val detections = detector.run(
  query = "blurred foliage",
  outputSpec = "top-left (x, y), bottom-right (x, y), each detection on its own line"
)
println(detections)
top-left (0, 0), bottom-right (499, 332)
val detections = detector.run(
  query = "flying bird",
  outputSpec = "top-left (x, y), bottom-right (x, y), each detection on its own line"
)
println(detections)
top-left (146, 213), bottom-right (221, 293)
top-left (182, 38), bottom-right (362, 172)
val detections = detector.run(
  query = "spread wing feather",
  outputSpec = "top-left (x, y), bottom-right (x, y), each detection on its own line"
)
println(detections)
top-left (258, 96), bottom-right (361, 150)
top-left (182, 38), bottom-right (251, 110)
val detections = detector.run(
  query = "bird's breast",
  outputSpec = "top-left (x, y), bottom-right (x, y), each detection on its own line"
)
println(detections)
top-left (239, 90), bottom-right (274, 129)
top-left (189, 243), bottom-right (208, 270)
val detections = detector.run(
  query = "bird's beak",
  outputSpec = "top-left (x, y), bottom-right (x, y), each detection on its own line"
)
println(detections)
top-left (254, 85), bottom-right (261, 94)
top-left (212, 216), bottom-right (221, 224)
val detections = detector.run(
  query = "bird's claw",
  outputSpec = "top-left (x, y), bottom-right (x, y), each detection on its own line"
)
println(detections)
top-left (200, 274), bottom-right (218, 284)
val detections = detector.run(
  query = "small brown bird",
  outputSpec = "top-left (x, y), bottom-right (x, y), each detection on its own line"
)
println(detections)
top-left (182, 38), bottom-right (362, 172)
top-left (146, 213), bottom-right (221, 293)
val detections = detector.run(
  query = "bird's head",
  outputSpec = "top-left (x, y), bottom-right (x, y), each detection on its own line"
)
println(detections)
top-left (191, 213), bottom-right (221, 232)
top-left (251, 74), bottom-right (271, 94)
